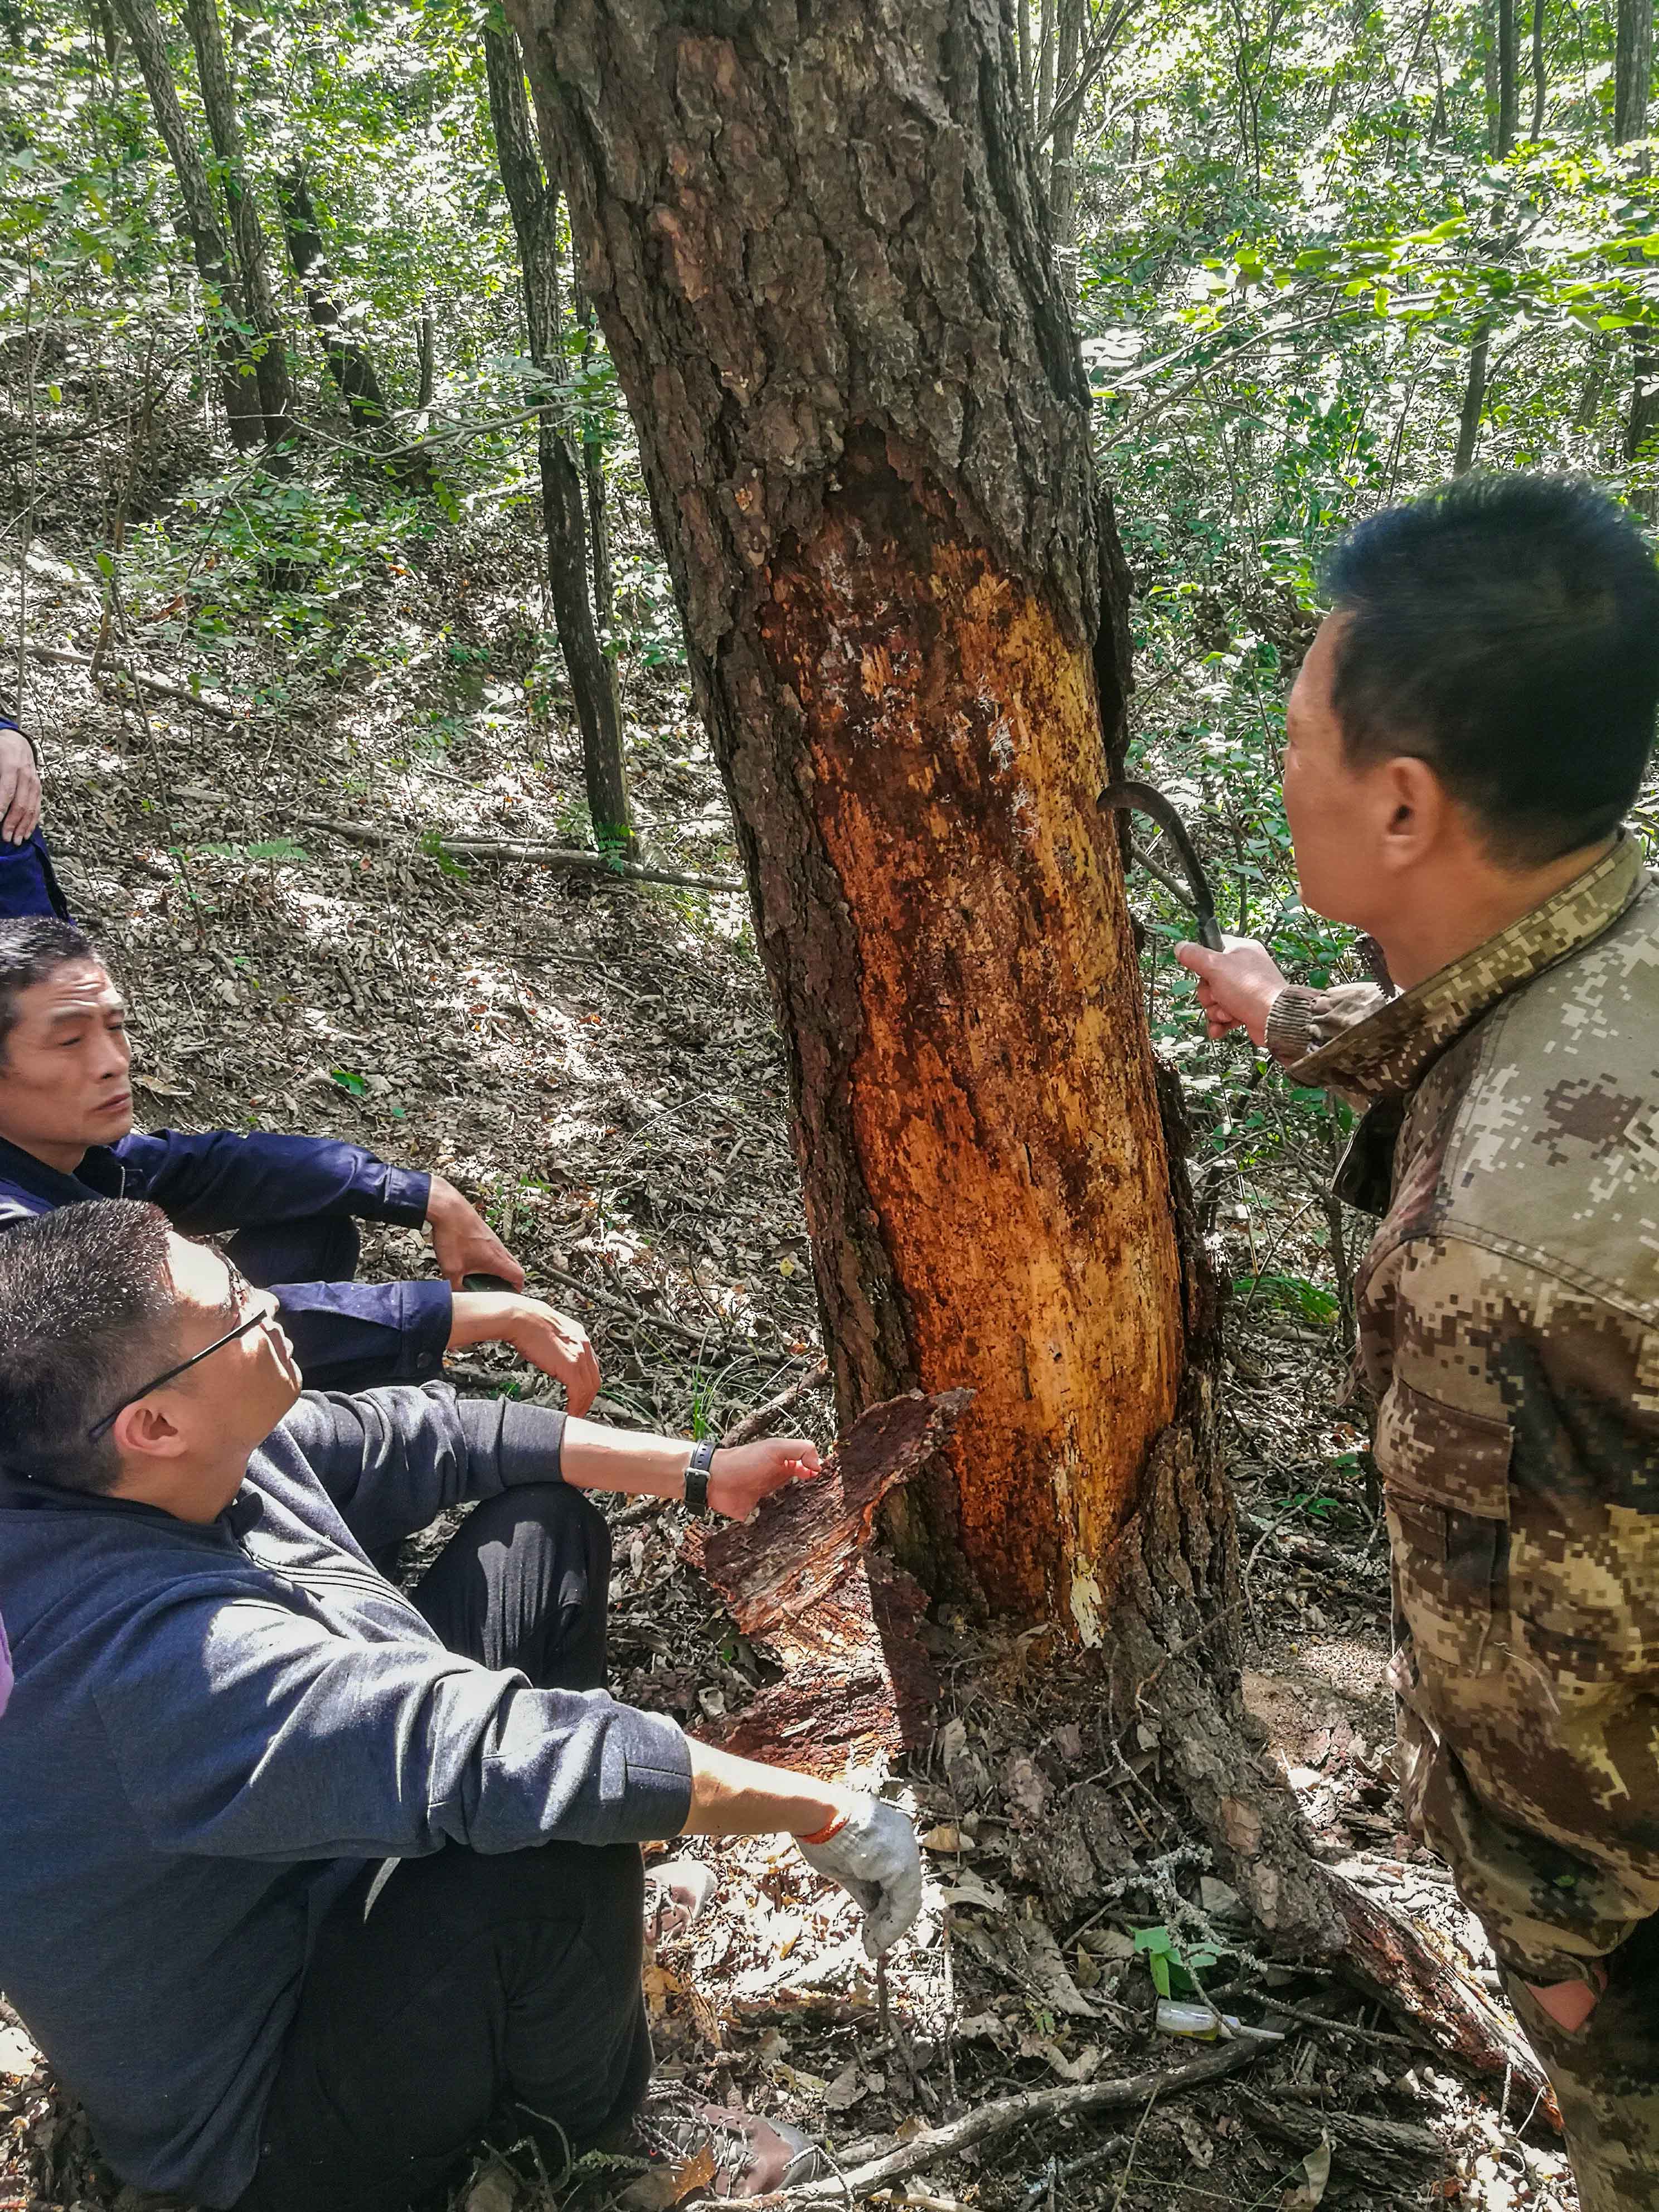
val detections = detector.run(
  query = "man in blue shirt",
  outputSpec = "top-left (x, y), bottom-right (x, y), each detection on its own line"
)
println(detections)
top-left (0, 1201), bottom-right (921, 2211)
top-left (0, 915), bottom-right (600, 1401)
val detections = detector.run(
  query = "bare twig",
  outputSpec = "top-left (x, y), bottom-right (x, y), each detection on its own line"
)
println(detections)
top-left (715, 2043), bottom-right (1259, 2210)
top-left (721, 1359), bottom-right (831, 1446)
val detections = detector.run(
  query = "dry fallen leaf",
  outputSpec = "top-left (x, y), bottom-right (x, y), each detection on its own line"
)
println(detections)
top-left (1282, 2137), bottom-right (1332, 2210)
top-left (824, 2059), bottom-right (867, 2111)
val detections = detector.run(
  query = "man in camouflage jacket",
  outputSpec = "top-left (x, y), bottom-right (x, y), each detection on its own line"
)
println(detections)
top-left (1178, 476), bottom-right (1659, 2211)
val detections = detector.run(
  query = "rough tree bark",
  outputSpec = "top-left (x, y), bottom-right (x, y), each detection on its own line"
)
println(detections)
top-left (1616, 0), bottom-right (1652, 140)
top-left (275, 167), bottom-right (392, 433)
top-left (482, 25), bottom-right (634, 852)
top-left (508, 0), bottom-right (1338, 1948)
top-left (107, 0), bottom-right (265, 452)
top-left (180, 0), bottom-right (291, 447)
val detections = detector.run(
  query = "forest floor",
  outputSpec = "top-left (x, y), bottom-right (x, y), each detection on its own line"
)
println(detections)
top-left (0, 527), bottom-right (1574, 2212)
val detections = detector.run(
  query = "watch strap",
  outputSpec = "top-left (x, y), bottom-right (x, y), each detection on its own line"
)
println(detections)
top-left (683, 1435), bottom-right (717, 1513)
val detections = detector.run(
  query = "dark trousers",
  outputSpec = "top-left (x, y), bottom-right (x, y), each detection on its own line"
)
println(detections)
top-left (232, 1484), bottom-right (651, 2212)
top-left (0, 829), bottom-right (72, 920)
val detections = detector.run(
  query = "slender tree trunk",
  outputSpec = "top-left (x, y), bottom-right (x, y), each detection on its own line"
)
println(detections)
top-left (1036, 0), bottom-right (1056, 135)
top-left (1017, 0), bottom-right (1032, 117)
top-left (1530, 0), bottom-right (1546, 135)
top-left (510, 0), bottom-right (1339, 1949)
top-left (483, 26), bottom-right (634, 853)
top-left (1047, 0), bottom-right (1086, 261)
top-left (275, 167), bottom-right (394, 434)
top-left (181, 0), bottom-right (290, 446)
top-left (1455, 3), bottom-right (1512, 474)
top-left (416, 308), bottom-right (435, 425)
top-left (1618, 0), bottom-right (1656, 499)
top-left (576, 289), bottom-right (614, 630)
top-left (107, 0), bottom-right (263, 451)
top-left (1454, 334), bottom-right (1488, 472)
top-left (1497, 0), bottom-right (1520, 148)
top-left (1617, 0), bottom-right (1652, 138)
top-left (1575, 337), bottom-right (1611, 430)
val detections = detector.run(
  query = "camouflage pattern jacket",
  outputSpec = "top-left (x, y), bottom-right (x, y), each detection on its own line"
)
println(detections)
top-left (1267, 835), bottom-right (1659, 1981)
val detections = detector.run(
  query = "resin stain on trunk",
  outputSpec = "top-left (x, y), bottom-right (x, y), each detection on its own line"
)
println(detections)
top-left (756, 442), bottom-right (1182, 1625)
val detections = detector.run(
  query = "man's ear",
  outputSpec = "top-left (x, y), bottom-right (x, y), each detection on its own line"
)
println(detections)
top-left (1376, 755), bottom-right (1453, 872)
top-left (111, 1395), bottom-right (190, 1465)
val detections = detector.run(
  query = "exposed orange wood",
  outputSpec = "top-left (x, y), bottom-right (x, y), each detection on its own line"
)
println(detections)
top-left (758, 445), bottom-right (1183, 1627)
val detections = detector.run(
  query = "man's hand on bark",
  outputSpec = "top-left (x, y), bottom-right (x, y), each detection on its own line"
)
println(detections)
top-left (425, 1173), bottom-right (526, 1291)
top-left (0, 726), bottom-right (42, 847)
top-left (1174, 935), bottom-right (1288, 1045)
top-left (707, 1435), bottom-right (822, 1520)
top-left (448, 1289), bottom-right (601, 1415)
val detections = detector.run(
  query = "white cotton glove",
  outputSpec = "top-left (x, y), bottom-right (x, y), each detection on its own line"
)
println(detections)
top-left (798, 1794), bottom-right (923, 1956)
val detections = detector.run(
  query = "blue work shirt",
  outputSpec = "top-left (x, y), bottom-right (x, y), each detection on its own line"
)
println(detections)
top-left (0, 1129), bottom-right (452, 1390)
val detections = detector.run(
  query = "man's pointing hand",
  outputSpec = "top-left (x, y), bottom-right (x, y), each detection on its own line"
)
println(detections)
top-left (1174, 935), bottom-right (1288, 1046)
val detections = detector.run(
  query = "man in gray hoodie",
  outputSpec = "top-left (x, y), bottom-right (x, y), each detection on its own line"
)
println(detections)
top-left (0, 1200), bottom-right (921, 2212)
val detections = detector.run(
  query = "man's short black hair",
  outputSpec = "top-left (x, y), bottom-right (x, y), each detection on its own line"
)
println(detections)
top-left (0, 1202), bottom-right (176, 1493)
top-left (0, 916), bottom-right (104, 1061)
top-left (1321, 474), bottom-right (1659, 866)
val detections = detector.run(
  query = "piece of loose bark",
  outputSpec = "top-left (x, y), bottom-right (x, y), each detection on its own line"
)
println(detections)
top-left (681, 1388), bottom-right (972, 1770)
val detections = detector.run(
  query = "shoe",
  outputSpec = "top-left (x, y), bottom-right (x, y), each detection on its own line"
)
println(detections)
top-left (626, 2093), bottom-right (826, 2200)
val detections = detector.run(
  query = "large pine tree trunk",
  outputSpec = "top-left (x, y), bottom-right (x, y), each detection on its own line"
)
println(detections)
top-left (483, 27), bottom-right (635, 853)
top-left (108, 0), bottom-right (265, 453)
top-left (509, 0), bottom-right (1337, 1947)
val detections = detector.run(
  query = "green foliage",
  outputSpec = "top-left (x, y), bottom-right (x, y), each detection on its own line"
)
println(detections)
top-left (1132, 1924), bottom-right (1224, 1998)
top-left (1234, 1272), bottom-right (1341, 1325)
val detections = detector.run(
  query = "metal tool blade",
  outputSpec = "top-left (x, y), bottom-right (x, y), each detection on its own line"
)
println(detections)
top-left (1098, 778), bottom-right (1225, 952)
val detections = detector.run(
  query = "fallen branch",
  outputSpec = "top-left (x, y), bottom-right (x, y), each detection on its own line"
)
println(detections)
top-left (26, 642), bottom-right (244, 721)
top-left (718, 2041), bottom-right (1259, 2209)
top-left (721, 1359), bottom-right (831, 1445)
top-left (292, 814), bottom-right (743, 894)
top-left (294, 812), bottom-right (392, 846)
top-left (438, 837), bottom-right (743, 895)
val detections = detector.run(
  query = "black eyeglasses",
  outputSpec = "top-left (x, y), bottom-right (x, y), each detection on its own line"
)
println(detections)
top-left (86, 1267), bottom-right (275, 1442)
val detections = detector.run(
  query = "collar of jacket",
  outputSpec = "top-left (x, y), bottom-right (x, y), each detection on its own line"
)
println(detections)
top-left (0, 1131), bottom-right (125, 1204)
top-left (0, 1467), bottom-right (263, 1537)
top-left (1289, 832), bottom-right (1647, 1108)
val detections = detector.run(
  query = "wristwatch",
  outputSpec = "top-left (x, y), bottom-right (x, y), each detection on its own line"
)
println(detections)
top-left (683, 1437), bottom-right (717, 1514)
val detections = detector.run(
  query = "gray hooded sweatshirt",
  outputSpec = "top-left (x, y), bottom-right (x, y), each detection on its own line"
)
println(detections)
top-left (0, 1385), bottom-right (692, 2205)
